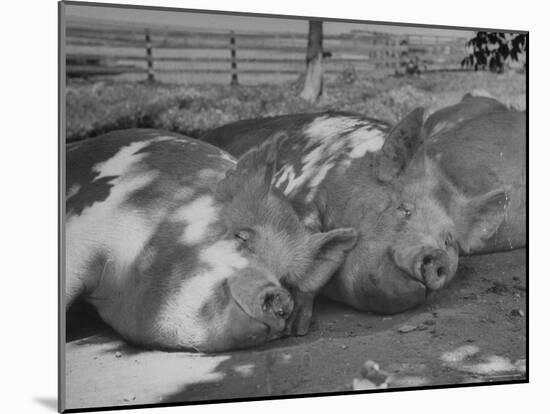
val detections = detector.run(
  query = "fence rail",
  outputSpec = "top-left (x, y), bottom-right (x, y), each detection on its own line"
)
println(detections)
top-left (65, 21), bottom-right (470, 84)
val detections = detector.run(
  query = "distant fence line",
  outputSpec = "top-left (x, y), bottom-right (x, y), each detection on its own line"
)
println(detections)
top-left (65, 23), bottom-right (471, 84)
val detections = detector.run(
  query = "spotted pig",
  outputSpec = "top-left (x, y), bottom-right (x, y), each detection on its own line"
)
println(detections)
top-left (200, 95), bottom-right (526, 314)
top-left (65, 129), bottom-right (357, 351)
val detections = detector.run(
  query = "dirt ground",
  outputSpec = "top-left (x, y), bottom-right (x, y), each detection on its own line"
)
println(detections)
top-left (64, 248), bottom-right (526, 411)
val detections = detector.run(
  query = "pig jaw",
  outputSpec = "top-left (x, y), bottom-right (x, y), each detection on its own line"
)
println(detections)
top-left (324, 231), bottom-right (458, 314)
top-left (323, 249), bottom-right (428, 314)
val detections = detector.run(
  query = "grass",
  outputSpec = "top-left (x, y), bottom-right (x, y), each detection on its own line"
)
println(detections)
top-left (65, 70), bottom-right (526, 142)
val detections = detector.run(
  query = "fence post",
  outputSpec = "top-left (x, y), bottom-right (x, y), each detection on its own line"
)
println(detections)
top-left (229, 31), bottom-right (238, 86)
top-left (145, 29), bottom-right (154, 82)
top-left (393, 36), bottom-right (400, 73)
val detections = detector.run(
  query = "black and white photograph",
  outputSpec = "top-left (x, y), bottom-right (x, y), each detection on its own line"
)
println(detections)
top-left (59, 1), bottom-right (527, 412)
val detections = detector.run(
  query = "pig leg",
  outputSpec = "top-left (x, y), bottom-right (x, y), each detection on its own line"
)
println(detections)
top-left (283, 228), bottom-right (359, 336)
top-left (228, 273), bottom-right (294, 335)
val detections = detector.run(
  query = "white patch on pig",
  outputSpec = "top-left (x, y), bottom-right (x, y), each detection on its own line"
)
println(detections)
top-left (172, 195), bottom-right (220, 245)
top-left (274, 165), bottom-right (296, 190)
top-left (67, 171), bottom-right (159, 276)
top-left (431, 121), bottom-right (454, 136)
top-left (347, 127), bottom-right (385, 157)
top-left (199, 240), bottom-right (249, 279)
top-left (67, 184), bottom-right (81, 199)
top-left (305, 116), bottom-right (364, 141)
top-left (160, 239), bottom-right (250, 346)
top-left (303, 211), bottom-right (320, 229)
top-left (277, 115), bottom-right (386, 197)
top-left (66, 140), bottom-right (162, 319)
top-left (92, 141), bottom-right (151, 180)
top-left (218, 151), bottom-right (236, 163)
top-left (197, 168), bottom-right (225, 184)
top-left (172, 240), bottom-right (249, 320)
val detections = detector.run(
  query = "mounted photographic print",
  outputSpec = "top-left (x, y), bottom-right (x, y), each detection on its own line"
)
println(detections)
top-left (59, 1), bottom-right (528, 412)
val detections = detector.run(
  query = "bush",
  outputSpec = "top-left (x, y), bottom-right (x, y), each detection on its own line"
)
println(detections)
top-left (462, 32), bottom-right (527, 73)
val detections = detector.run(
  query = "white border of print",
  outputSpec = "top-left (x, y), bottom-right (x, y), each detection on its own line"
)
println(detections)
top-left (3, 0), bottom-right (544, 413)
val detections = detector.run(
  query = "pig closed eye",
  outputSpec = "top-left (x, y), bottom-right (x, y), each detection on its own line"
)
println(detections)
top-left (444, 233), bottom-right (455, 249)
top-left (234, 229), bottom-right (254, 244)
top-left (235, 232), bottom-right (248, 243)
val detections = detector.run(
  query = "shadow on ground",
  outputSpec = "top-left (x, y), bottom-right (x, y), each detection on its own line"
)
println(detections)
top-left (33, 397), bottom-right (57, 412)
top-left (63, 249), bottom-right (526, 410)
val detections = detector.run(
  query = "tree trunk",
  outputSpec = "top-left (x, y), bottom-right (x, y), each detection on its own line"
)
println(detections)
top-left (300, 20), bottom-right (323, 103)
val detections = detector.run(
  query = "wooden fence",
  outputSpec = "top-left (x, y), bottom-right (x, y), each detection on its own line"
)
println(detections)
top-left (65, 21), bottom-right (470, 84)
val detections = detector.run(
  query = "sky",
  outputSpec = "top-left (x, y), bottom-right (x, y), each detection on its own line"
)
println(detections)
top-left (65, 3), bottom-right (474, 38)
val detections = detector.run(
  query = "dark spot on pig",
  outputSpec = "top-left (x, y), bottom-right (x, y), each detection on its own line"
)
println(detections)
top-left (404, 138), bottom-right (415, 151)
top-left (138, 221), bottom-right (201, 324)
top-left (198, 280), bottom-right (231, 321)
top-left (67, 176), bottom-right (116, 216)
top-left (126, 185), bottom-right (159, 209)
top-left (368, 274), bottom-right (379, 287)
top-left (433, 183), bottom-right (454, 212)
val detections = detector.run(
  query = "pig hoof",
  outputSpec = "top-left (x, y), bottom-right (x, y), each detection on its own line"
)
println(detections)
top-left (285, 306), bottom-right (312, 336)
top-left (283, 289), bottom-right (314, 336)
top-left (294, 323), bottom-right (310, 336)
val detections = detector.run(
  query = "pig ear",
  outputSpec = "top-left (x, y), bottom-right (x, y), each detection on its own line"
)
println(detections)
top-left (456, 189), bottom-right (509, 254)
top-left (216, 132), bottom-right (286, 200)
top-left (374, 107), bottom-right (425, 182)
top-left (296, 228), bottom-right (358, 293)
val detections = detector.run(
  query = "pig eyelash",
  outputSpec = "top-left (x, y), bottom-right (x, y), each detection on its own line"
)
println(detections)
top-left (234, 229), bottom-right (255, 250)
top-left (235, 232), bottom-right (248, 243)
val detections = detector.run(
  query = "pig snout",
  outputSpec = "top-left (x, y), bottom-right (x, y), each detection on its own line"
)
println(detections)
top-left (415, 248), bottom-right (450, 291)
top-left (260, 287), bottom-right (294, 332)
top-left (227, 270), bottom-right (294, 336)
top-left (208, 279), bottom-right (295, 352)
